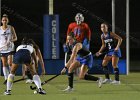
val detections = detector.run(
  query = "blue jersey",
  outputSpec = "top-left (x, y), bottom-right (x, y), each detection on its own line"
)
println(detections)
top-left (101, 32), bottom-right (121, 57)
top-left (101, 32), bottom-right (115, 50)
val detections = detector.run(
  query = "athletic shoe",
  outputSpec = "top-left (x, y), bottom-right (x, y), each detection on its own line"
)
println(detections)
top-left (4, 90), bottom-right (11, 95)
top-left (3, 80), bottom-right (7, 85)
top-left (102, 79), bottom-right (112, 84)
top-left (98, 77), bottom-right (103, 88)
top-left (26, 79), bottom-right (34, 84)
top-left (110, 80), bottom-right (121, 85)
top-left (38, 88), bottom-right (46, 95)
top-left (63, 86), bottom-right (74, 92)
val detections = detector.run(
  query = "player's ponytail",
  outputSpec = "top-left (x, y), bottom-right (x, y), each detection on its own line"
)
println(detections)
top-left (21, 37), bottom-right (28, 45)
top-left (28, 39), bottom-right (39, 50)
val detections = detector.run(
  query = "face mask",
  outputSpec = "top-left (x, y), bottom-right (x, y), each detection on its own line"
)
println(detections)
top-left (75, 13), bottom-right (84, 25)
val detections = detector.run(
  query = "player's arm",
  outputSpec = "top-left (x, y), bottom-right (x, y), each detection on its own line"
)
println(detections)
top-left (61, 43), bottom-right (82, 74)
top-left (22, 64), bottom-right (27, 79)
top-left (65, 43), bottom-right (82, 68)
top-left (86, 24), bottom-right (91, 41)
top-left (110, 32), bottom-right (123, 51)
top-left (36, 48), bottom-right (46, 75)
top-left (11, 26), bottom-right (17, 42)
top-left (82, 24), bottom-right (91, 50)
top-left (31, 49), bottom-right (38, 69)
top-left (96, 35), bottom-right (106, 56)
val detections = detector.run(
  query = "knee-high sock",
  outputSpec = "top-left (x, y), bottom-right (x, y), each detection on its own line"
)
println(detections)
top-left (114, 68), bottom-right (119, 81)
top-left (33, 75), bottom-right (42, 89)
top-left (84, 74), bottom-right (99, 81)
top-left (7, 74), bottom-right (14, 91)
top-left (103, 66), bottom-right (110, 79)
top-left (68, 73), bottom-right (74, 88)
top-left (3, 67), bottom-right (9, 80)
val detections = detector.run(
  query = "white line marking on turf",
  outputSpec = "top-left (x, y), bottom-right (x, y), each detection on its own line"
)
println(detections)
top-left (121, 83), bottom-right (140, 85)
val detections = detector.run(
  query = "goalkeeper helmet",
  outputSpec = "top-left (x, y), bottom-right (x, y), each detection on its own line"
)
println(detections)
top-left (75, 13), bottom-right (84, 25)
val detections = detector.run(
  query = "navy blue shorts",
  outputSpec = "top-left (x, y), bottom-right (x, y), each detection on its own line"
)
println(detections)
top-left (107, 48), bottom-right (121, 58)
top-left (13, 49), bottom-right (31, 64)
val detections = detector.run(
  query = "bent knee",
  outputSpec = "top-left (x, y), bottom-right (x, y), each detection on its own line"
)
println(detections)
top-left (68, 67), bottom-right (74, 73)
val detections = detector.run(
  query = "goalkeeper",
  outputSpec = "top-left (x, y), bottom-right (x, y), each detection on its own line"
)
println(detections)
top-left (64, 13), bottom-right (91, 75)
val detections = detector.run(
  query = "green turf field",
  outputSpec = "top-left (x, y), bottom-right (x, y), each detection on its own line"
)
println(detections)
top-left (0, 73), bottom-right (140, 100)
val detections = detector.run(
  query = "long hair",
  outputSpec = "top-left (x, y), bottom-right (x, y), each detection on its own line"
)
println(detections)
top-left (27, 39), bottom-right (39, 51)
top-left (21, 37), bottom-right (28, 45)
top-left (101, 22), bottom-right (109, 27)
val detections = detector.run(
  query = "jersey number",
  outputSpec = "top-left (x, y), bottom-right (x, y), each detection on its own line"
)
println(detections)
top-left (23, 45), bottom-right (27, 48)
top-left (108, 43), bottom-right (111, 49)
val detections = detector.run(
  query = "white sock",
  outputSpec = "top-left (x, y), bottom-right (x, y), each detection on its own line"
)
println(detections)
top-left (7, 74), bottom-right (14, 91)
top-left (33, 75), bottom-right (42, 89)
top-left (3, 67), bottom-right (9, 80)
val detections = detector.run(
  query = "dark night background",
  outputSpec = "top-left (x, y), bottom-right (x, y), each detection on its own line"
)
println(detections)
top-left (1, 0), bottom-right (140, 71)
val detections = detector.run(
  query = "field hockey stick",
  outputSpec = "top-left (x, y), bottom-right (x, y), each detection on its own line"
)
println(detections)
top-left (93, 49), bottom-right (114, 57)
top-left (13, 77), bottom-right (27, 83)
top-left (30, 74), bottom-right (60, 90)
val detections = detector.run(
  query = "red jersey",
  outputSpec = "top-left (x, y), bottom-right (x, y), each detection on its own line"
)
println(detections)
top-left (67, 22), bottom-right (91, 43)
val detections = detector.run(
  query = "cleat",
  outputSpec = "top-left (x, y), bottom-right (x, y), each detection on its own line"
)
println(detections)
top-left (63, 86), bottom-right (74, 92)
top-left (38, 88), bottom-right (46, 95)
top-left (102, 79), bottom-right (112, 84)
top-left (3, 80), bottom-right (7, 85)
top-left (110, 80), bottom-right (121, 85)
top-left (98, 77), bottom-right (103, 88)
top-left (4, 90), bottom-right (11, 95)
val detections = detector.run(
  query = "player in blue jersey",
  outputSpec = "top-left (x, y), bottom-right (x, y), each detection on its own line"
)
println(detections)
top-left (61, 32), bottom-right (103, 92)
top-left (96, 22), bottom-right (122, 84)
top-left (4, 38), bottom-right (46, 95)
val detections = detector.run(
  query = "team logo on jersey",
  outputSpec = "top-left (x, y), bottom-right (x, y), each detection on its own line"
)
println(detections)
top-left (104, 39), bottom-right (113, 43)
top-left (74, 27), bottom-right (81, 36)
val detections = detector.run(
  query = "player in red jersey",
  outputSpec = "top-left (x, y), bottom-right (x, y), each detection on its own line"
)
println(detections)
top-left (64, 13), bottom-right (91, 75)
top-left (66, 13), bottom-right (91, 47)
